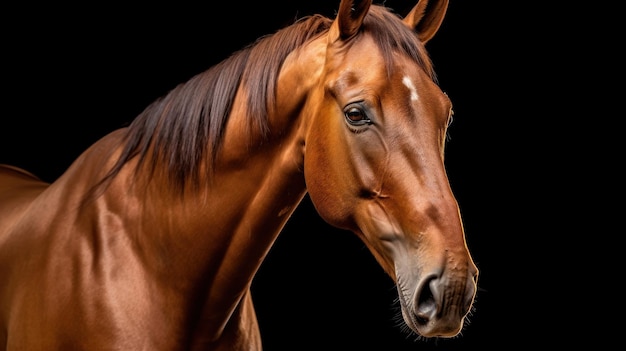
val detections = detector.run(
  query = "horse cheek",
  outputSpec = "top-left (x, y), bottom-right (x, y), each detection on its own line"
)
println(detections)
top-left (304, 121), bottom-right (355, 231)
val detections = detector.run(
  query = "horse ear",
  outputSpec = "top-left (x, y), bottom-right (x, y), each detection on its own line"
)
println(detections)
top-left (329, 0), bottom-right (372, 42)
top-left (403, 0), bottom-right (449, 43)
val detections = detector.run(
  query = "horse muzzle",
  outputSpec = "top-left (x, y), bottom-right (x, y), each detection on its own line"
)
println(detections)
top-left (398, 264), bottom-right (478, 338)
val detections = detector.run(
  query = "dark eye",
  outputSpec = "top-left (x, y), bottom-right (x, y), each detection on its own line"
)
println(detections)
top-left (344, 104), bottom-right (372, 126)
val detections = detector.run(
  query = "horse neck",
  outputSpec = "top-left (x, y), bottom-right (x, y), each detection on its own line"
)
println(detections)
top-left (94, 137), bottom-right (306, 285)
top-left (69, 37), bottom-right (323, 329)
top-left (85, 93), bottom-right (313, 304)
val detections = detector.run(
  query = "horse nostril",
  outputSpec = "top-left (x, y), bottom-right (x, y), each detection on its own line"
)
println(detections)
top-left (415, 275), bottom-right (438, 322)
top-left (407, 267), bottom-right (477, 337)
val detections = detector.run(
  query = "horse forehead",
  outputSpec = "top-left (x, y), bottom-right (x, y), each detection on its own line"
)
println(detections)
top-left (323, 34), bottom-right (373, 65)
top-left (402, 76), bottom-right (419, 101)
top-left (324, 40), bottom-right (393, 94)
top-left (326, 37), bottom-right (427, 90)
top-left (326, 47), bottom-right (438, 108)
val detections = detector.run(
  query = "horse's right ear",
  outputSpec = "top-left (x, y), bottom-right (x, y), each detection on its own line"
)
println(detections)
top-left (403, 0), bottom-right (449, 44)
top-left (329, 0), bottom-right (372, 42)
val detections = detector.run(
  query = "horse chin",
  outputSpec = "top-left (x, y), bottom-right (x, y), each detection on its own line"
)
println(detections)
top-left (400, 307), bottom-right (464, 338)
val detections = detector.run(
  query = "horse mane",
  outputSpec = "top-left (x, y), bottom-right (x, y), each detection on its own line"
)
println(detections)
top-left (94, 5), bottom-right (435, 194)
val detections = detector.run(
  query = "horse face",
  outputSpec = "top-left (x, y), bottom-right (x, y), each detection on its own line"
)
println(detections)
top-left (303, 0), bottom-right (478, 338)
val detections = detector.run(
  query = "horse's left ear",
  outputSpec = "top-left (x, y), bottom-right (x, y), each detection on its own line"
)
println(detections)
top-left (329, 0), bottom-right (372, 42)
top-left (403, 0), bottom-right (449, 43)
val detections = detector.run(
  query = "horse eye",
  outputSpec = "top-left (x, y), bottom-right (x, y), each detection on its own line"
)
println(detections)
top-left (344, 105), bottom-right (371, 126)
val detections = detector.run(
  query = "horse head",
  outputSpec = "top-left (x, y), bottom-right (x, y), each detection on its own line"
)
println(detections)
top-left (301, 0), bottom-right (478, 337)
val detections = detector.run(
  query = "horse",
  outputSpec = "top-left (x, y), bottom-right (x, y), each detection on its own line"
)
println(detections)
top-left (0, 0), bottom-right (478, 349)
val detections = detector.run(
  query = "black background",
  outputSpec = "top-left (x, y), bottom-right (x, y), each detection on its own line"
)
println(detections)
top-left (1, 0), bottom-right (603, 349)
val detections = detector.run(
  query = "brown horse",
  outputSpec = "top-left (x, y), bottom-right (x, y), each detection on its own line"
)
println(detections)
top-left (0, 0), bottom-right (478, 349)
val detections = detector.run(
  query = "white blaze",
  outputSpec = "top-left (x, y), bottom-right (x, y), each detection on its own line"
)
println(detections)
top-left (402, 76), bottom-right (418, 101)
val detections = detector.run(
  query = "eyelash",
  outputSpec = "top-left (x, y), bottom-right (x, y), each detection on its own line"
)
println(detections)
top-left (344, 103), bottom-right (372, 128)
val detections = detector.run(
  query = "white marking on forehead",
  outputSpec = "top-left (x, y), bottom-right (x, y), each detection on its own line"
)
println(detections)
top-left (402, 76), bottom-right (418, 101)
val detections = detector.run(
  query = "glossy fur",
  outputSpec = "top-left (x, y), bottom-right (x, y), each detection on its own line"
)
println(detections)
top-left (0, 1), bottom-right (478, 350)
